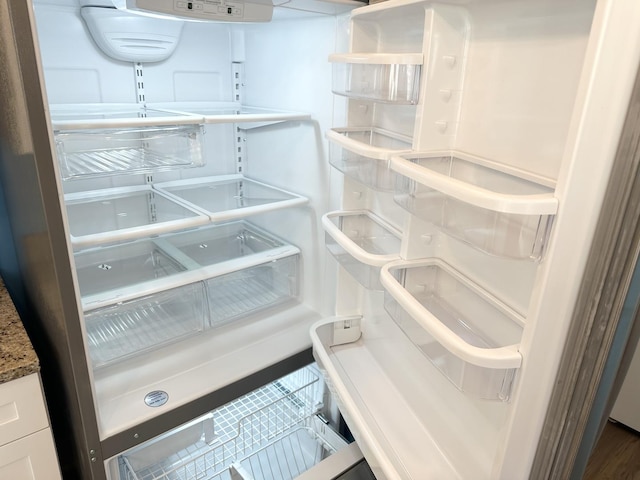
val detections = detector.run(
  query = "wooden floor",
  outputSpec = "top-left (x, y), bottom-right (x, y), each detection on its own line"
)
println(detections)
top-left (584, 421), bottom-right (640, 479)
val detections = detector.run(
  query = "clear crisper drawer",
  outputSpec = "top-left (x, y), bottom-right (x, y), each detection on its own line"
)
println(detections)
top-left (322, 210), bottom-right (401, 290)
top-left (380, 259), bottom-right (523, 401)
top-left (74, 240), bottom-right (186, 298)
top-left (85, 282), bottom-right (207, 368)
top-left (327, 127), bottom-right (412, 192)
top-left (65, 186), bottom-right (209, 248)
top-left (390, 152), bottom-right (558, 261)
top-left (156, 175), bottom-right (308, 223)
top-left (75, 221), bottom-right (288, 303)
top-left (160, 221), bottom-right (286, 267)
top-left (55, 124), bottom-right (205, 180)
top-left (206, 254), bottom-right (300, 328)
top-left (329, 53), bottom-right (423, 104)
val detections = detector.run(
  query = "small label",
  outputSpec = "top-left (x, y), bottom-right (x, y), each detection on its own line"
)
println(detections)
top-left (144, 390), bottom-right (169, 407)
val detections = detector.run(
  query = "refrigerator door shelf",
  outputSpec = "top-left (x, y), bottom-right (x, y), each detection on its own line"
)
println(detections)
top-left (55, 123), bottom-right (205, 180)
top-left (322, 210), bottom-right (401, 291)
top-left (326, 127), bottom-right (412, 192)
top-left (312, 315), bottom-right (508, 480)
top-left (77, 221), bottom-right (298, 308)
top-left (155, 175), bottom-right (309, 223)
top-left (380, 259), bottom-right (523, 401)
top-left (65, 185), bottom-right (210, 248)
top-left (391, 151), bottom-right (558, 261)
top-left (329, 53), bottom-right (423, 105)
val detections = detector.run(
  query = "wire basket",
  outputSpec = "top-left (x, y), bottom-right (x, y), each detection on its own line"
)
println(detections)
top-left (121, 368), bottom-right (323, 480)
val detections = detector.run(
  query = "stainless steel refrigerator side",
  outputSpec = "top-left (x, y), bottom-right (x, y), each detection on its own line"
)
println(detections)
top-left (0, 1), bottom-right (104, 479)
top-left (530, 46), bottom-right (640, 480)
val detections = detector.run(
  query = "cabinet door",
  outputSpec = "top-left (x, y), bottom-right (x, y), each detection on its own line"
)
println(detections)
top-left (0, 428), bottom-right (61, 480)
top-left (0, 374), bottom-right (48, 447)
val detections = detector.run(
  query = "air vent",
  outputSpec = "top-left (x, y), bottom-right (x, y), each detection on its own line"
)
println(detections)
top-left (80, 7), bottom-right (184, 63)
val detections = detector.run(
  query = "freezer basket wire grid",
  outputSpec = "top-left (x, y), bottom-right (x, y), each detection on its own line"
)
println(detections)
top-left (121, 367), bottom-right (335, 480)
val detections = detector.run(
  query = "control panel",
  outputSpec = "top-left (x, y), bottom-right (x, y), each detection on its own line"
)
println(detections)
top-left (175, 0), bottom-right (244, 18)
top-left (114, 0), bottom-right (274, 22)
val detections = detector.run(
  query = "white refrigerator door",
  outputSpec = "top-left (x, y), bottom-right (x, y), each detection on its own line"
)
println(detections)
top-left (315, 0), bottom-right (640, 479)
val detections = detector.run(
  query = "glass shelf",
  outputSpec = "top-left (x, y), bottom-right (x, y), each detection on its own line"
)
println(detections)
top-left (65, 185), bottom-right (209, 248)
top-left (155, 175), bottom-right (308, 223)
top-left (148, 102), bottom-right (311, 125)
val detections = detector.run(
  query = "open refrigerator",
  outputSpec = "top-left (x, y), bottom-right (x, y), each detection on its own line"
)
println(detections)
top-left (2, 0), bottom-right (640, 479)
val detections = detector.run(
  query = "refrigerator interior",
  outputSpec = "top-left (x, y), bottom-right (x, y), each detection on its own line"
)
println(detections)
top-left (32, 0), bottom-right (352, 445)
top-left (27, 0), bottom-right (640, 478)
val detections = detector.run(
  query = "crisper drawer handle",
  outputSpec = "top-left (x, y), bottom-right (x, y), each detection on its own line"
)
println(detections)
top-left (390, 154), bottom-right (559, 216)
top-left (322, 212), bottom-right (400, 267)
top-left (379, 262), bottom-right (522, 369)
top-left (326, 129), bottom-right (412, 161)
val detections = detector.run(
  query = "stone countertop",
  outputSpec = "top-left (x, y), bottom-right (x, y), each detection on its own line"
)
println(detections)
top-left (0, 276), bottom-right (39, 384)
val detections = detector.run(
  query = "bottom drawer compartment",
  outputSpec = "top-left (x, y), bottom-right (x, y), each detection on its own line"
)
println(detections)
top-left (113, 366), bottom-right (351, 480)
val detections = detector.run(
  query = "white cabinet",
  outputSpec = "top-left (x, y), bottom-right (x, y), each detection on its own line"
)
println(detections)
top-left (0, 374), bottom-right (61, 480)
